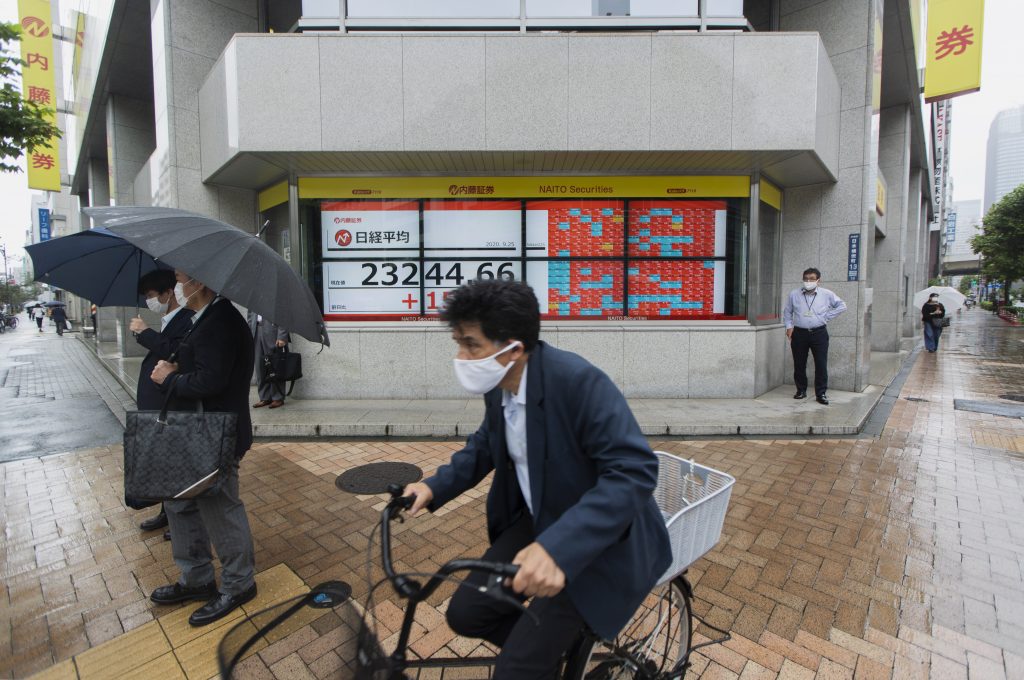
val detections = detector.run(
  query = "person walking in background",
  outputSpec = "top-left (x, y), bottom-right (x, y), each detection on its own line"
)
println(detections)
top-left (129, 270), bottom-right (195, 537)
top-left (90, 303), bottom-right (98, 332)
top-left (32, 304), bottom-right (45, 332)
top-left (783, 268), bottom-right (847, 406)
top-left (149, 271), bottom-right (257, 626)
top-left (50, 305), bottom-right (69, 336)
top-left (921, 293), bottom-right (946, 353)
top-left (248, 311), bottom-right (289, 409)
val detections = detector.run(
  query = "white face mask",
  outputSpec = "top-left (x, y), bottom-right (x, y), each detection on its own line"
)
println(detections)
top-left (146, 295), bottom-right (169, 315)
top-left (453, 341), bottom-right (521, 395)
top-left (174, 279), bottom-right (197, 307)
top-left (803, 281), bottom-right (818, 291)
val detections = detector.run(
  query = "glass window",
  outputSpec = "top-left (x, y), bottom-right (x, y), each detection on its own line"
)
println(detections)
top-left (309, 196), bottom-right (748, 320)
top-left (753, 201), bottom-right (781, 321)
top-left (705, 0), bottom-right (744, 17)
top-left (347, 0), bottom-right (519, 18)
top-left (526, 0), bottom-right (698, 17)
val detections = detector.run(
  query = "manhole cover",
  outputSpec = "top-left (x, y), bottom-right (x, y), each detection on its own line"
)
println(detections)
top-left (904, 397), bottom-right (929, 402)
top-left (1000, 394), bottom-right (1024, 403)
top-left (335, 462), bottom-right (423, 495)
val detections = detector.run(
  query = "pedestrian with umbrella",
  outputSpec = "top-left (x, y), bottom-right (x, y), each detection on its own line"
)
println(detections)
top-left (50, 303), bottom-right (69, 336)
top-left (130, 269), bottom-right (196, 537)
top-left (32, 304), bottom-right (45, 331)
top-left (84, 205), bottom-right (329, 627)
top-left (912, 286), bottom-right (964, 354)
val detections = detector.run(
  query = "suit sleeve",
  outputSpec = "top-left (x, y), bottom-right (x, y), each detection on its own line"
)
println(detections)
top-left (423, 414), bottom-right (496, 511)
top-left (535, 369), bottom-right (659, 583)
top-left (171, 316), bottom-right (235, 399)
top-left (276, 325), bottom-right (290, 343)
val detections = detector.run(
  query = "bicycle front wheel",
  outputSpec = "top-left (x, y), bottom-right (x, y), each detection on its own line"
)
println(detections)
top-left (563, 577), bottom-right (691, 679)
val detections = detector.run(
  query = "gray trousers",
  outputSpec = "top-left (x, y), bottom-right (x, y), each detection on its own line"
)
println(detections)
top-left (254, 333), bottom-right (286, 402)
top-left (165, 463), bottom-right (256, 596)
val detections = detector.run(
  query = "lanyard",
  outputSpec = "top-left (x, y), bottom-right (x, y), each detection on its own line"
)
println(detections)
top-left (803, 292), bottom-right (818, 313)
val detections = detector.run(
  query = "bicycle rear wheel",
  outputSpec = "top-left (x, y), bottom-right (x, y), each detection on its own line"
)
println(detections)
top-left (563, 577), bottom-right (691, 679)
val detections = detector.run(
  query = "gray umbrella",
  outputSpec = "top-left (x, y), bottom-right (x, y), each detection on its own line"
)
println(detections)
top-left (84, 206), bottom-right (329, 346)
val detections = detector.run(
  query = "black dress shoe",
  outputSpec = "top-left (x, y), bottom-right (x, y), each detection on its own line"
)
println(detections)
top-left (140, 510), bottom-right (168, 531)
top-left (189, 585), bottom-right (258, 627)
top-left (816, 395), bottom-right (829, 405)
top-left (150, 581), bottom-right (218, 605)
top-left (163, 530), bottom-right (171, 541)
top-left (794, 391), bottom-right (807, 399)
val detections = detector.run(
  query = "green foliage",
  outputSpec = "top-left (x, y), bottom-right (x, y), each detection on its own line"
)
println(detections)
top-left (980, 300), bottom-right (995, 311)
top-left (958, 277), bottom-right (975, 295)
top-left (928, 277), bottom-right (945, 287)
top-left (0, 22), bottom-right (63, 174)
top-left (973, 184), bottom-right (1024, 305)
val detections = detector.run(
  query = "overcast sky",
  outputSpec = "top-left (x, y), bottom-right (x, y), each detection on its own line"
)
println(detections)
top-left (2, 1), bottom-right (1023, 271)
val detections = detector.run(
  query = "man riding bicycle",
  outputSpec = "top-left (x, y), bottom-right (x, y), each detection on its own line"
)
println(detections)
top-left (403, 279), bottom-right (671, 679)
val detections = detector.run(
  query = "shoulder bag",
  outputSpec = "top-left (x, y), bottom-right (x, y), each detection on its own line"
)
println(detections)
top-left (261, 345), bottom-right (303, 396)
top-left (123, 311), bottom-right (238, 503)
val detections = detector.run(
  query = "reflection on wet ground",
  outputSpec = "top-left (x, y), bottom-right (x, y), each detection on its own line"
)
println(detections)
top-left (2, 310), bottom-right (1023, 678)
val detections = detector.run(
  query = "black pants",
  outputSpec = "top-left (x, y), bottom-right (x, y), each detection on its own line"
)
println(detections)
top-left (791, 326), bottom-right (829, 397)
top-left (446, 514), bottom-right (586, 679)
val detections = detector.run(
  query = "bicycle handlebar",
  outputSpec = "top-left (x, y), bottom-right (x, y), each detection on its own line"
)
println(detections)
top-left (381, 483), bottom-right (518, 599)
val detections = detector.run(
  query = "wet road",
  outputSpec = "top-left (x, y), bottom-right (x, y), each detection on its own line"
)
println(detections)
top-left (0, 315), bottom-right (132, 463)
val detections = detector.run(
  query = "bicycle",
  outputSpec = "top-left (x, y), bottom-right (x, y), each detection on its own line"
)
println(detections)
top-left (218, 452), bottom-right (735, 679)
top-left (1, 313), bottom-right (16, 330)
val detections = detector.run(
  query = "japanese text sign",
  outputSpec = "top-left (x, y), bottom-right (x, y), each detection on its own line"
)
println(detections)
top-left (848, 234), bottom-right (861, 282)
top-left (38, 208), bottom-right (51, 242)
top-left (18, 0), bottom-right (61, 191)
top-left (924, 0), bottom-right (985, 102)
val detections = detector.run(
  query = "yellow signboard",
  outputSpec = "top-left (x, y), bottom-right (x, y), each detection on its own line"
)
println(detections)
top-left (876, 176), bottom-right (887, 216)
top-left (17, 0), bottom-right (61, 191)
top-left (258, 180), bottom-right (289, 212)
top-left (924, 0), bottom-right (985, 103)
top-left (759, 178), bottom-right (782, 210)
top-left (299, 176), bottom-right (751, 200)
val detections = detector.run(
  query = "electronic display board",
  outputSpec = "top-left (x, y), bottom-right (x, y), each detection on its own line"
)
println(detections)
top-left (320, 196), bottom-right (734, 320)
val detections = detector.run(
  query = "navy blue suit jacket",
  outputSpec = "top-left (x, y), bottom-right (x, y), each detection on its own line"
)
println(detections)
top-left (424, 342), bottom-right (672, 639)
top-left (135, 307), bottom-right (195, 410)
top-left (162, 298), bottom-right (254, 458)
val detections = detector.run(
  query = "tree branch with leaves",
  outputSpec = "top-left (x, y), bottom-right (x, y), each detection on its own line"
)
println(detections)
top-left (972, 184), bottom-right (1024, 306)
top-left (0, 22), bottom-right (62, 174)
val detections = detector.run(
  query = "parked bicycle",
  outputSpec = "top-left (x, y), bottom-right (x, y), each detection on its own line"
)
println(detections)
top-left (218, 452), bottom-right (735, 679)
top-left (0, 312), bottom-right (16, 332)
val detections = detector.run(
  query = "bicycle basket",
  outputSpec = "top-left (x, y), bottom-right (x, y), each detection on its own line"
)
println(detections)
top-left (653, 452), bottom-right (735, 585)
top-left (217, 581), bottom-right (394, 679)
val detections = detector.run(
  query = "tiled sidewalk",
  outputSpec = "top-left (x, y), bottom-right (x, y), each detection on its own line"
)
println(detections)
top-left (2, 311), bottom-right (1023, 678)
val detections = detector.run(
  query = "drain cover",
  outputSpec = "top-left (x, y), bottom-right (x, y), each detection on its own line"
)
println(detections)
top-left (904, 397), bottom-right (929, 402)
top-left (954, 399), bottom-right (1024, 418)
top-left (1000, 394), bottom-right (1024, 403)
top-left (335, 461), bottom-right (423, 495)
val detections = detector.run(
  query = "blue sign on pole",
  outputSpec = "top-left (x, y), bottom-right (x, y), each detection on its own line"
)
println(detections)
top-left (847, 233), bottom-right (861, 281)
top-left (38, 208), bottom-right (52, 242)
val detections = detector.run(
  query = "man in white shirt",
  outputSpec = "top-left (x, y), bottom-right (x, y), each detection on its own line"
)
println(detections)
top-left (782, 267), bottom-right (847, 405)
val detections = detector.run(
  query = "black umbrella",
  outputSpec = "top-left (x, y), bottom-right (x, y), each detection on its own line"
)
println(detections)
top-left (25, 228), bottom-right (171, 307)
top-left (84, 206), bottom-right (329, 346)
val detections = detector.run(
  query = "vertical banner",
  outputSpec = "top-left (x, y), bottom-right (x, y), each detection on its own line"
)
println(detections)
top-left (924, 0), bottom-right (985, 102)
top-left (38, 208), bottom-right (52, 241)
top-left (847, 234), bottom-right (861, 282)
top-left (17, 0), bottom-right (61, 191)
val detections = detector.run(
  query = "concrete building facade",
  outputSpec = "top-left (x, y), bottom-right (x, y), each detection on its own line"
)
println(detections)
top-left (65, 0), bottom-right (934, 399)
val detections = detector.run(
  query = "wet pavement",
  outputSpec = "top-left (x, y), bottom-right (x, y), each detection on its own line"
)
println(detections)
top-left (0, 316), bottom-right (132, 464)
top-left (2, 309), bottom-right (1023, 678)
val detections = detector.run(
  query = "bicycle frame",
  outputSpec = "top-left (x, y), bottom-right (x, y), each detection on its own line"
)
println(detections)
top-left (376, 485), bottom-right (520, 677)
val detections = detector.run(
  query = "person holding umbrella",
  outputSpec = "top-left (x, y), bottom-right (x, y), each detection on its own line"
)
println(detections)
top-left (50, 304), bottom-right (69, 336)
top-left (921, 293), bottom-right (946, 353)
top-left (129, 269), bottom-right (195, 537)
top-left (148, 271), bottom-right (257, 626)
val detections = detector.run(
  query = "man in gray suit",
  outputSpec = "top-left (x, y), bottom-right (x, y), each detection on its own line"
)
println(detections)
top-left (248, 311), bottom-right (290, 409)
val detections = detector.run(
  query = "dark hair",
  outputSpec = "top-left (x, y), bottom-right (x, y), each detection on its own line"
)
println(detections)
top-left (440, 279), bottom-right (540, 352)
top-left (137, 269), bottom-right (177, 296)
top-left (802, 267), bottom-right (821, 280)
